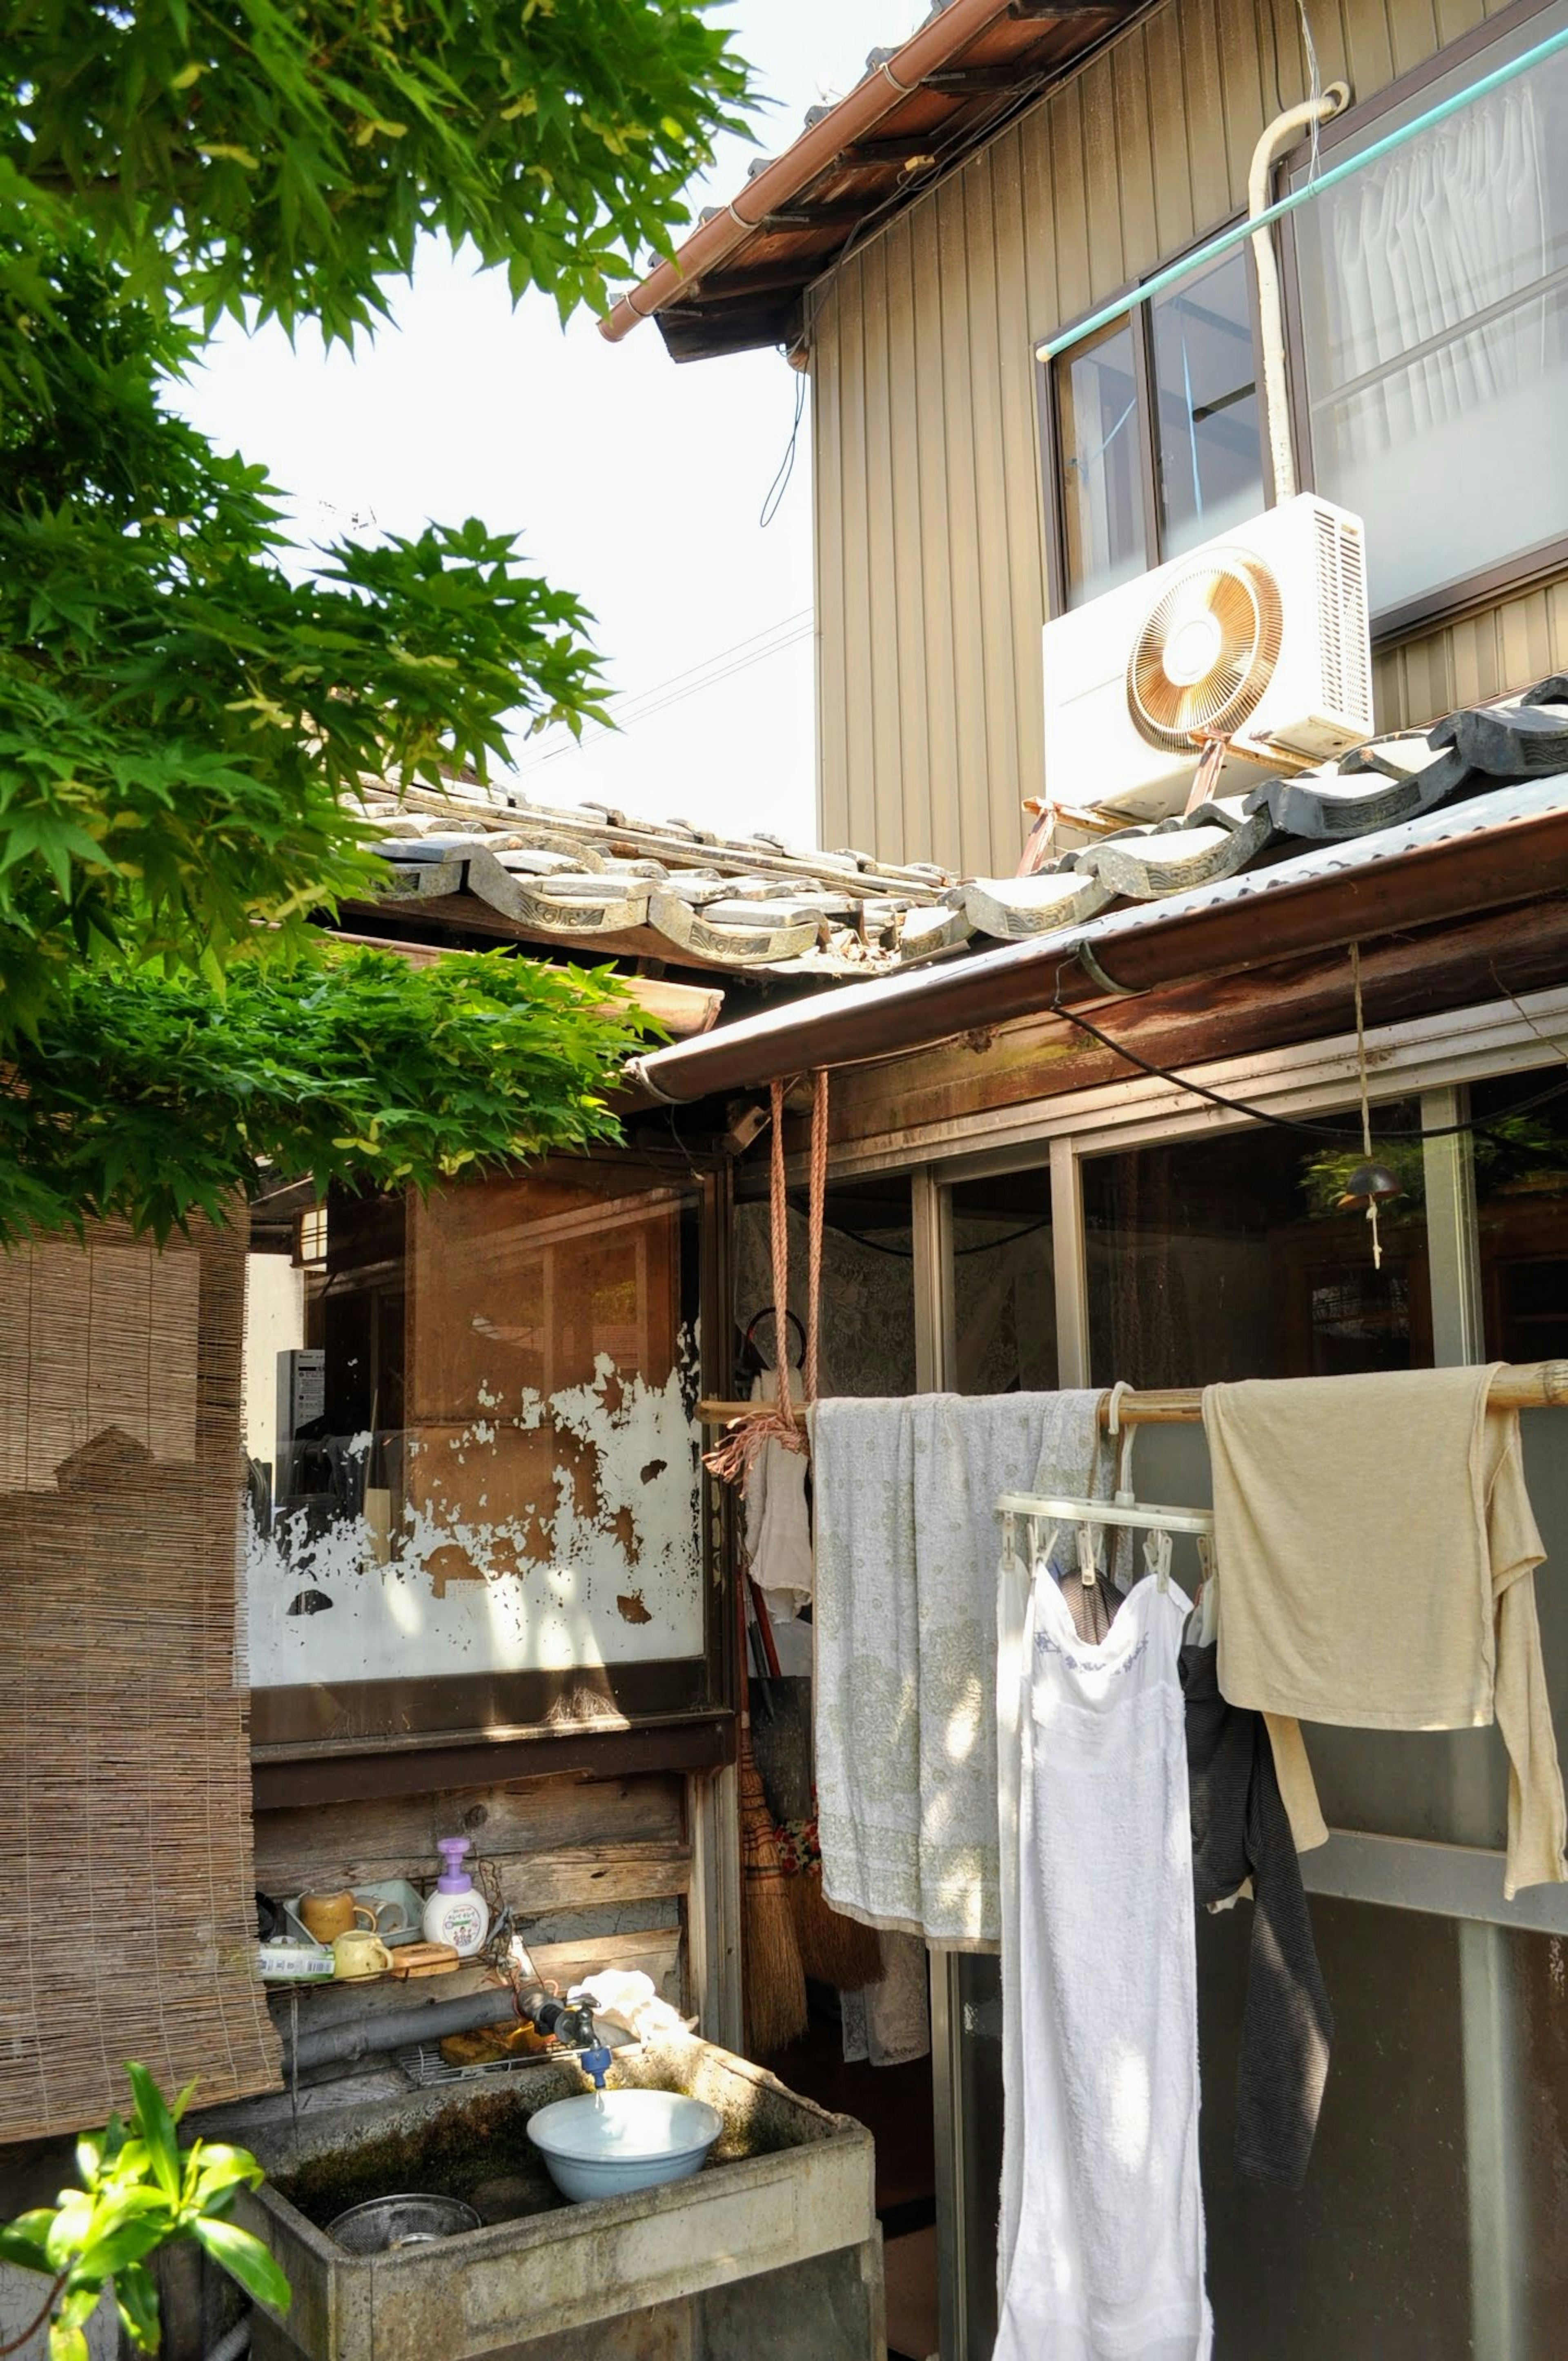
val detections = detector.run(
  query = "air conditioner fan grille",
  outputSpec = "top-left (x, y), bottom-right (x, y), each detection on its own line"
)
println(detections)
top-left (1126, 556), bottom-right (1284, 753)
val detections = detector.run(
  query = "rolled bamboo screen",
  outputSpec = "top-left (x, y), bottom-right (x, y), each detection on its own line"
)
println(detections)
top-left (0, 1214), bottom-right (281, 2140)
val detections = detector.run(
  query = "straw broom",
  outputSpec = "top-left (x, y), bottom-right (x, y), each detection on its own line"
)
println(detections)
top-left (738, 1708), bottom-right (808, 2054)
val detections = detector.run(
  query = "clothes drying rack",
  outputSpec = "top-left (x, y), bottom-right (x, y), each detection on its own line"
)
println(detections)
top-left (697, 1359), bottom-right (1568, 1430)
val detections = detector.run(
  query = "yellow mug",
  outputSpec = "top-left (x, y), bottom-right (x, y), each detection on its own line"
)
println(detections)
top-left (332, 1929), bottom-right (394, 1981)
top-left (301, 1891), bottom-right (375, 1944)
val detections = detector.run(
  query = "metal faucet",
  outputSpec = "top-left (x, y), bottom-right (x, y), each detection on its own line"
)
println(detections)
top-left (516, 1989), bottom-right (612, 2090)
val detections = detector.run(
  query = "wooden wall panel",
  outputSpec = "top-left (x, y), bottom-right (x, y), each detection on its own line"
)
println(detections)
top-left (253, 1768), bottom-right (692, 2000)
top-left (811, 0), bottom-right (1552, 878)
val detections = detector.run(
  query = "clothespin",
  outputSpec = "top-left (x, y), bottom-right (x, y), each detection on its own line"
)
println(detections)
top-left (1001, 1509), bottom-right (1017, 1571)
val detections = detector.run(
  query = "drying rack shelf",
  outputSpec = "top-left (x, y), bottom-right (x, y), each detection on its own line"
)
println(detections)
top-left (399, 2041), bottom-right (557, 2090)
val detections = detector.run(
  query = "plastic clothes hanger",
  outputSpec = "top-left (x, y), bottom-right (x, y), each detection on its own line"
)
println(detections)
top-left (998, 1382), bottom-right (1214, 1593)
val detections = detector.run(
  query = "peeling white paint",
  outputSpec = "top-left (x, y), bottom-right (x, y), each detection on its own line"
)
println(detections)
top-left (246, 1340), bottom-right (702, 1687)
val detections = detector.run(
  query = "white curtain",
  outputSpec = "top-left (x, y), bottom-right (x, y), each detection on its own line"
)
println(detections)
top-left (1320, 84), bottom-right (1550, 458)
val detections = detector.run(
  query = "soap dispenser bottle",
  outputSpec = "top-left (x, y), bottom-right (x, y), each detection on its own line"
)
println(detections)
top-left (423, 1837), bottom-right (490, 1958)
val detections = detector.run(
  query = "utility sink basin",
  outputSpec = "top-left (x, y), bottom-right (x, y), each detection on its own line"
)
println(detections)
top-left (527, 2087), bottom-right (721, 2202)
top-left (229, 2034), bottom-right (884, 2361)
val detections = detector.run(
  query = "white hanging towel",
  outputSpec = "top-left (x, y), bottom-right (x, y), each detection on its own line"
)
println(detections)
top-left (996, 1542), bottom-right (1213, 2361)
top-left (812, 1392), bottom-right (1112, 1947)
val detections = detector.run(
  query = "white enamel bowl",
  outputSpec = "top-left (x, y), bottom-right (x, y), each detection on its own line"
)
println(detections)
top-left (525, 2088), bottom-right (723, 2204)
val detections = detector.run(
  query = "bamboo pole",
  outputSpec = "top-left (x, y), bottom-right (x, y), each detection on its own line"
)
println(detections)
top-left (698, 1360), bottom-right (1568, 1429)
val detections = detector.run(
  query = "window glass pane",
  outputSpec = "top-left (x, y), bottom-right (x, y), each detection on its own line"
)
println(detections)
top-left (1055, 318), bottom-right (1146, 606)
top-left (1151, 247), bottom-right (1265, 558)
top-left (951, 1171), bottom-right (1056, 1394)
top-left (1471, 1069), bottom-right (1568, 1849)
top-left (241, 1168), bottom-right (703, 1688)
top-left (1296, 12), bottom-right (1568, 612)
top-left (1078, 1105), bottom-right (1511, 1855)
top-left (1083, 1105), bottom-right (1430, 1393)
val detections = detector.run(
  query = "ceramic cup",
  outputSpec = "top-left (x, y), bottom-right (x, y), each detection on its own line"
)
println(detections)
top-left (300, 1891), bottom-right (375, 1944)
top-left (332, 1929), bottom-right (394, 1981)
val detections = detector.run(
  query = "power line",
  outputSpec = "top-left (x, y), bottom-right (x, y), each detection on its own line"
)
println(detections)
top-left (516, 608), bottom-right (813, 771)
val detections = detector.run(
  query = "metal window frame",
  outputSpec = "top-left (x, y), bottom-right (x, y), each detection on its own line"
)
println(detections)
top-left (903, 987), bottom-right (1568, 2359)
top-left (1037, 216), bottom-right (1265, 619)
top-left (1278, 0), bottom-right (1568, 648)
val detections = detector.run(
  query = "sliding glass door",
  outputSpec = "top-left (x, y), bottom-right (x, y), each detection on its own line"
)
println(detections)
top-left (920, 1054), bottom-right (1568, 2357)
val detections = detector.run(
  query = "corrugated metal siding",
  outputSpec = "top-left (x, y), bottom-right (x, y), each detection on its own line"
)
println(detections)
top-left (811, 0), bottom-right (1562, 875)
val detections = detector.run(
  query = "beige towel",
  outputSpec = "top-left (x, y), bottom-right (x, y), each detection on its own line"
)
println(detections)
top-left (1204, 1365), bottom-right (1566, 1898)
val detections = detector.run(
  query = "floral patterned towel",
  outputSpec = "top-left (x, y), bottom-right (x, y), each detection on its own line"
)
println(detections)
top-left (810, 1391), bottom-right (1111, 1947)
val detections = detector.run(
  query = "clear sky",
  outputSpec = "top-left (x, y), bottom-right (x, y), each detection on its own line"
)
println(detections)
top-left (174, 3), bottom-right (922, 849)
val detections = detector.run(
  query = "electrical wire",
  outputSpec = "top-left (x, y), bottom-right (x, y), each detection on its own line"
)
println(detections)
top-left (760, 370), bottom-right (806, 528)
top-left (514, 608), bottom-right (813, 771)
top-left (1049, 956), bottom-right (1568, 1142)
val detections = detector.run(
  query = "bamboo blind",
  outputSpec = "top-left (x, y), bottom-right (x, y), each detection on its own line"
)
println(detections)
top-left (0, 1214), bottom-right (281, 2141)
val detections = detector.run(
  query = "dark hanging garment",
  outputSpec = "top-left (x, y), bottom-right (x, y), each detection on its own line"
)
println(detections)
top-left (1180, 1638), bottom-right (1334, 2188)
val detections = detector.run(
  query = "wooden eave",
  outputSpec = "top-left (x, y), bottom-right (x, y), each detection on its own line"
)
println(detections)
top-left (650, 3), bottom-right (1144, 363)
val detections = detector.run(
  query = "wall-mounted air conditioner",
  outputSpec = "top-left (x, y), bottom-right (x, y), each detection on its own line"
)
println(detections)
top-left (1041, 493), bottom-right (1374, 824)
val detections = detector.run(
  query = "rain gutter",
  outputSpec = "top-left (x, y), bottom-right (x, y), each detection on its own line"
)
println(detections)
top-left (598, 0), bottom-right (1025, 343)
top-left (626, 783), bottom-right (1568, 1103)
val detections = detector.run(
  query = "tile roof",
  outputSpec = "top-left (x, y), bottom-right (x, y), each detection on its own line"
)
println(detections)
top-left (350, 777), bottom-right (954, 976)
top-left (349, 679), bottom-right (1568, 980)
top-left (896, 679), bottom-right (1568, 963)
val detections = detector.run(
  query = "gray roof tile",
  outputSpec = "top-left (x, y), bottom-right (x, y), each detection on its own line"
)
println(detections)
top-left (350, 680), bottom-right (1568, 976)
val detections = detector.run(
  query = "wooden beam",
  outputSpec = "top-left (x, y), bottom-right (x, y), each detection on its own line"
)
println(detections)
top-left (837, 136), bottom-right (944, 170)
top-left (699, 1363), bottom-right (1568, 1427)
top-left (921, 63), bottom-right (1045, 91)
top-left (824, 893), bottom-right (1568, 1156)
top-left (325, 925), bottom-right (724, 1038)
top-left (759, 200), bottom-right (881, 230)
top-left (684, 258), bottom-right (833, 304)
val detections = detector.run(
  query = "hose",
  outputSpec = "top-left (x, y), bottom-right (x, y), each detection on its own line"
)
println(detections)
top-left (282, 1984), bottom-right (521, 2076)
top-left (205, 2316), bottom-right (251, 2361)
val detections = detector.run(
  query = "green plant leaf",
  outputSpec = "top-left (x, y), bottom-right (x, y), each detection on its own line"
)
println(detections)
top-left (192, 2218), bottom-right (292, 2312)
top-left (114, 2258), bottom-right (162, 2354)
top-left (123, 2065), bottom-right (182, 2205)
top-left (0, 2212), bottom-right (53, 2272)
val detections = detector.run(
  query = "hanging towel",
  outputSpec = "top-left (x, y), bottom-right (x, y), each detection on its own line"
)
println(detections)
top-left (742, 1367), bottom-right (813, 1620)
top-left (1180, 1640), bottom-right (1333, 2188)
top-left (996, 1548), bottom-right (1213, 2361)
top-left (1205, 1366), bottom-right (1567, 1898)
top-left (841, 1929), bottom-right (931, 2068)
top-left (811, 1391), bottom-right (1111, 1948)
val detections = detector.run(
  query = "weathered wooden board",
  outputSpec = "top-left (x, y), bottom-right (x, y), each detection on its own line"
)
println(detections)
top-left (824, 896), bottom-right (1568, 1157)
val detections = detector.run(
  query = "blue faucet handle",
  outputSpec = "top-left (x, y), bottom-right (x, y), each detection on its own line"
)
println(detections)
top-left (579, 2042), bottom-right (612, 2091)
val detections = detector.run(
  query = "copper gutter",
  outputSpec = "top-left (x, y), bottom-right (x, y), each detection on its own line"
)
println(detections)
top-left (597, 0), bottom-right (1021, 343)
top-left (626, 794), bottom-right (1568, 1102)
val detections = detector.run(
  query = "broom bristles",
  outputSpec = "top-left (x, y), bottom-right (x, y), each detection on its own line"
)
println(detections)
top-left (739, 1729), bottom-right (808, 2055)
top-left (787, 1862), bottom-right (884, 1991)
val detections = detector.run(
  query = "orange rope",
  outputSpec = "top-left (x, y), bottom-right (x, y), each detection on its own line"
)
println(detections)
top-left (804, 1069), bottom-right (829, 1407)
top-left (704, 1071), bottom-right (830, 1489)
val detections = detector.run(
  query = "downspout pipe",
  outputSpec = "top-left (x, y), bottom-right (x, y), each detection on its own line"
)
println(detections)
top-left (1248, 84), bottom-right (1350, 503)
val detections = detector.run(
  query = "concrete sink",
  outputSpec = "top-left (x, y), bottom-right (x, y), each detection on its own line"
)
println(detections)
top-left (232, 2035), bottom-right (884, 2361)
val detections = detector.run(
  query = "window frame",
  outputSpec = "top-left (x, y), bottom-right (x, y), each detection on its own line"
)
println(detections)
top-left (246, 1138), bottom-right (738, 1788)
top-left (1036, 218), bottom-right (1270, 621)
top-left (1277, 0), bottom-right (1568, 645)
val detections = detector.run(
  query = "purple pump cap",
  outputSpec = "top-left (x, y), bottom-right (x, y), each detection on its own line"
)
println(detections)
top-left (436, 1837), bottom-right (472, 1893)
